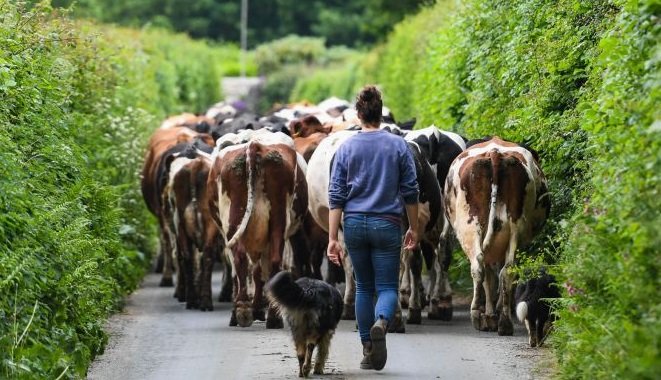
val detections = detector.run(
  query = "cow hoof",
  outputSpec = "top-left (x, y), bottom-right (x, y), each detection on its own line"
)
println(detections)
top-left (159, 277), bottom-right (174, 287)
top-left (480, 314), bottom-right (498, 332)
top-left (498, 316), bottom-right (514, 336)
top-left (407, 309), bottom-right (422, 324)
top-left (341, 304), bottom-right (355, 320)
top-left (266, 316), bottom-right (284, 329)
top-left (429, 296), bottom-right (453, 321)
top-left (253, 309), bottom-right (266, 321)
top-left (199, 298), bottom-right (213, 311)
top-left (229, 310), bottom-right (238, 326)
top-left (388, 315), bottom-right (406, 333)
top-left (200, 305), bottom-right (213, 312)
top-left (470, 310), bottom-right (482, 330)
top-left (236, 303), bottom-right (253, 327)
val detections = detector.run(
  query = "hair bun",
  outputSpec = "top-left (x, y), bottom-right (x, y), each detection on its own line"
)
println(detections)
top-left (358, 85), bottom-right (379, 102)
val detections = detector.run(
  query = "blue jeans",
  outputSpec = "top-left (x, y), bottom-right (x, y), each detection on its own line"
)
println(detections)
top-left (344, 214), bottom-right (402, 342)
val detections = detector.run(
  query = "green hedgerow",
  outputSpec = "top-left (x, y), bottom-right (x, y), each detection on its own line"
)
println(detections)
top-left (0, 1), bottom-right (232, 378)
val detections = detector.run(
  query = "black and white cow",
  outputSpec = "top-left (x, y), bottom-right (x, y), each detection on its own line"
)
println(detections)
top-left (401, 126), bottom-right (466, 321)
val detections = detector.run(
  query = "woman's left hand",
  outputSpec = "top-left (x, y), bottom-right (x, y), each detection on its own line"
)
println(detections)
top-left (403, 228), bottom-right (418, 250)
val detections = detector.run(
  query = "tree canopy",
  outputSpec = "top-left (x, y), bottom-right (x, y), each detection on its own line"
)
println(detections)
top-left (50, 0), bottom-right (432, 47)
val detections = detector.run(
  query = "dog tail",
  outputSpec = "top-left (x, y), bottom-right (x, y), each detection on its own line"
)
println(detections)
top-left (266, 271), bottom-right (306, 310)
top-left (516, 301), bottom-right (528, 323)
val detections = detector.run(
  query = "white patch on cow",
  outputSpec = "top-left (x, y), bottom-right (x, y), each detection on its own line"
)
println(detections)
top-left (273, 108), bottom-right (298, 121)
top-left (380, 122), bottom-right (405, 135)
top-left (215, 132), bottom-right (239, 148)
top-left (306, 130), bottom-right (358, 231)
top-left (404, 126), bottom-right (440, 142)
top-left (342, 108), bottom-right (358, 122)
top-left (296, 152), bottom-right (308, 175)
top-left (249, 129), bottom-right (295, 148)
top-left (439, 129), bottom-right (466, 150)
top-left (159, 113), bottom-right (196, 129)
top-left (167, 156), bottom-right (194, 247)
top-left (205, 102), bottom-right (237, 119)
top-left (317, 96), bottom-right (350, 112)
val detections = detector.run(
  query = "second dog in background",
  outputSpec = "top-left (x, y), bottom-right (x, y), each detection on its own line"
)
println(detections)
top-left (515, 269), bottom-right (561, 347)
top-left (266, 271), bottom-right (343, 378)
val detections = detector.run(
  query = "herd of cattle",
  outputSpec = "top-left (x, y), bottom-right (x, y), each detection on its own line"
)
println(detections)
top-left (140, 96), bottom-right (558, 347)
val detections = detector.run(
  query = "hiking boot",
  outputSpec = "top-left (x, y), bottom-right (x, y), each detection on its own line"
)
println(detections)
top-left (370, 318), bottom-right (388, 370)
top-left (360, 341), bottom-right (373, 370)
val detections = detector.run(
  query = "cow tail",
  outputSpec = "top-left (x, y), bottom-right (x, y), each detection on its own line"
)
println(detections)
top-left (227, 141), bottom-right (257, 248)
top-left (482, 149), bottom-right (500, 252)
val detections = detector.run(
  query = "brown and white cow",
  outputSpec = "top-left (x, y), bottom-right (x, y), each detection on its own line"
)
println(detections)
top-left (208, 129), bottom-right (309, 328)
top-left (166, 142), bottom-right (232, 311)
top-left (444, 136), bottom-right (550, 335)
top-left (141, 124), bottom-right (214, 288)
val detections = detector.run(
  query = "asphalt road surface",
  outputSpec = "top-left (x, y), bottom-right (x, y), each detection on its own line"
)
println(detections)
top-left (87, 271), bottom-right (553, 380)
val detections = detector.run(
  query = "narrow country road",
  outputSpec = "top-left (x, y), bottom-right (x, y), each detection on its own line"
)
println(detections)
top-left (87, 271), bottom-right (553, 380)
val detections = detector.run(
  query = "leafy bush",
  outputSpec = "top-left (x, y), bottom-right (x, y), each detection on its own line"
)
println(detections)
top-left (253, 35), bottom-right (326, 75)
top-left (289, 59), bottom-right (364, 103)
top-left (0, 2), bottom-right (228, 378)
top-left (367, 0), bottom-right (659, 377)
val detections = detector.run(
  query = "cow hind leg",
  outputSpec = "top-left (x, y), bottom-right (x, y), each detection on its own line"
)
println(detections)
top-left (199, 246), bottom-right (215, 311)
top-left (481, 265), bottom-right (499, 331)
top-left (497, 230), bottom-right (517, 336)
top-left (159, 232), bottom-right (175, 287)
top-left (398, 248), bottom-right (411, 310)
top-left (341, 243), bottom-right (356, 320)
top-left (218, 254), bottom-right (233, 302)
top-left (251, 265), bottom-right (268, 323)
top-left (407, 248), bottom-right (423, 325)
top-left (428, 238), bottom-right (453, 321)
top-left (232, 249), bottom-right (253, 327)
top-left (469, 250), bottom-right (485, 331)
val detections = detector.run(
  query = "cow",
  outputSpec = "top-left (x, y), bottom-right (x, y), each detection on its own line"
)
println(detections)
top-left (306, 130), bottom-right (359, 320)
top-left (404, 126), bottom-right (466, 320)
top-left (444, 136), bottom-right (550, 335)
top-left (289, 115), bottom-right (332, 138)
top-left (207, 129), bottom-right (309, 328)
top-left (515, 268), bottom-right (560, 346)
top-left (165, 141), bottom-right (232, 311)
top-left (141, 125), bottom-right (214, 288)
top-left (397, 140), bottom-right (444, 326)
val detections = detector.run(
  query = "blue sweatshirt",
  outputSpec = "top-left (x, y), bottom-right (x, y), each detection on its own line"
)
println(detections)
top-left (328, 130), bottom-right (419, 216)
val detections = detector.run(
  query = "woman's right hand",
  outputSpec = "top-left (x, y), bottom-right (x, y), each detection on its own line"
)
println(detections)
top-left (327, 238), bottom-right (344, 266)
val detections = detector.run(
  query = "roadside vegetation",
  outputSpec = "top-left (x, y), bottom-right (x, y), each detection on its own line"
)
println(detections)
top-left (1, 0), bottom-right (658, 378)
top-left (0, 2), bottom-right (235, 378)
top-left (326, 0), bottom-right (657, 378)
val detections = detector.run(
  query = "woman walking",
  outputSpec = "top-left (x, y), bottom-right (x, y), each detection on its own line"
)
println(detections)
top-left (327, 85), bottom-right (419, 371)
